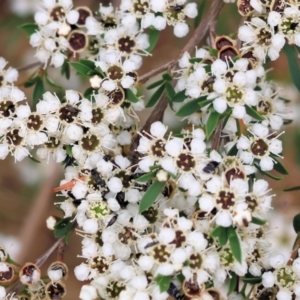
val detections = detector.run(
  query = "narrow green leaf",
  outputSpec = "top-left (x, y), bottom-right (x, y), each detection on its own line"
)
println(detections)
top-left (270, 155), bottom-right (288, 175)
top-left (242, 274), bottom-right (262, 284)
top-left (147, 79), bottom-right (165, 90)
top-left (198, 98), bottom-right (213, 109)
top-left (79, 59), bottom-right (95, 69)
top-left (228, 272), bottom-right (238, 295)
top-left (146, 84), bottom-right (165, 108)
top-left (6, 255), bottom-right (21, 267)
top-left (65, 145), bottom-right (73, 156)
top-left (139, 181), bottom-right (165, 213)
top-left (284, 44), bottom-right (300, 92)
top-left (95, 66), bottom-right (105, 77)
top-left (164, 82), bottom-right (176, 100)
top-left (189, 58), bottom-right (202, 64)
top-left (177, 273), bottom-right (185, 283)
top-left (209, 48), bottom-right (219, 57)
top-left (245, 105), bottom-right (265, 121)
top-left (19, 23), bottom-right (38, 36)
top-left (155, 275), bottom-right (172, 293)
top-left (206, 111), bottom-right (220, 139)
top-left (29, 155), bottom-right (41, 163)
top-left (125, 88), bottom-right (139, 103)
top-left (210, 225), bottom-right (223, 238)
top-left (293, 213), bottom-right (300, 233)
top-left (61, 60), bottom-right (70, 80)
top-left (227, 144), bottom-right (238, 156)
top-left (32, 77), bottom-right (45, 109)
top-left (219, 228), bottom-right (229, 246)
top-left (54, 217), bottom-right (73, 239)
top-left (176, 96), bottom-right (206, 117)
top-left (84, 87), bottom-right (95, 101)
top-left (135, 171), bottom-right (157, 183)
top-left (284, 186), bottom-right (300, 192)
top-left (251, 217), bottom-right (267, 226)
top-left (24, 76), bottom-right (38, 88)
top-left (45, 76), bottom-right (62, 89)
top-left (172, 90), bottom-right (186, 103)
top-left (146, 27), bottom-right (160, 52)
top-left (194, 0), bottom-right (206, 28)
top-left (255, 164), bottom-right (283, 180)
top-left (162, 73), bottom-right (173, 81)
top-left (228, 227), bottom-right (242, 263)
top-left (69, 62), bottom-right (93, 76)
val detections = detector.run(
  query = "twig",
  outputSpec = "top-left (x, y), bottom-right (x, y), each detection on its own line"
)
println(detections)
top-left (17, 61), bottom-right (42, 72)
top-left (56, 239), bottom-right (66, 262)
top-left (139, 60), bottom-right (176, 84)
top-left (211, 120), bottom-right (224, 151)
top-left (141, 0), bottom-right (225, 133)
top-left (7, 237), bottom-right (63, 295)
top-left (287, 234), bottom-right (300, 266)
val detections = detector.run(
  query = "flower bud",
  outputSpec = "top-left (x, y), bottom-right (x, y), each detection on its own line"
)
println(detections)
top-left (19, 263), bottom-right (41, 285)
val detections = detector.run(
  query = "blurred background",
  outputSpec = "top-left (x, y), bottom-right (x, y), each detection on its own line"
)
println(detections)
top-left (0, 0), bottom-right (299, 298)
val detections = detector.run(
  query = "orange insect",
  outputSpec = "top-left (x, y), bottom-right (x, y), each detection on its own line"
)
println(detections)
top-left (52, 176), bottom-right (87, 193)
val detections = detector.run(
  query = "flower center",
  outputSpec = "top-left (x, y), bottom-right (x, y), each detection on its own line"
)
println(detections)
top-left (68, 31), bottom-right (87, 52)
top-left (225, 85), bottom-right (243, 105)
top-left (151, 139), bottom-right (165, 157)
top-left (276, 266), bottom-right (296, 290)
top-left (80, 133), bottom-right (100, 152)
top-left (118, 226), bottom-right (137, 245)
top-left (76, 7), bottom-right (91, 26)
top-left (216, 190), bottom-right (235, 210)
top-left (91, 107), bottom-right (104, 124)
top-left (220, 247), bottom-right (235, 267)
top-left (0, 100), bottom-right (15, 117)
top-left (245, 195), bottom-right (258, 212)
top-left (59, 104), bottom-right (80, 123)
top-left (6, 129), bottom-right (23, 146)
top-left (176, 153), bottom-right (195, 171)
top-left (151, 244), bottom-right (171, 263)
top-left (118, 36), bottom-right (136, 56)
top-left (189, 253), bottom-right (203, 270)
top-left (107, 65), bottom-right (124, 81)
top-left (141, 206), bottom-right (158, 224)
top-left (257, 28), bottom-right (272, 46)
top-left (133, 0), bottom-right (149, 16)
top-left (27, 114), bottom-right (43, 131)
top-left (89, 256), bottom-right (109, 274)
top-left (88, 201), bottom-right (109, 220)
top-left (106, 281), bottom-right (125, 299)
top-left (45, 137), bottom-right (60, 149)
top-left (50, 6), bottom-right (65, 21)
top-left (107, 88), bottom-right (125, 106)
top-left (257, 100), bottom-right (272, 115)
top-left (280, 17), bottom-right (299, 35)
top-left (250, 138), bottom-right (269, 157)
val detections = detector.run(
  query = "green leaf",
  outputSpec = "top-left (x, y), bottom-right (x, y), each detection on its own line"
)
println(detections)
top-left (19, 23), bottom-right (38, 36)
top-left (6, 254), bottom-right (21, 267)
top-left (176, 96), bottom-right (206, 117)
top-left (65, 145), bottom-right (73, 156)
top-left (155, 275), bottom-right (171, 293)
top-left (54, 217), bottom-right (73, 239)
top-left (242, 273), bottom-right (262, 284)
top-left (172, 90), bottom-right (186, 103)
top-left (284, 186), bottom-right (300, 192)
top-left (162, 73), bottom-right (173, 81)
top-left (228, 272), bottom-right (238, 295)
top-left (177, 273), bottom-right (185, 283)
top-left (146, 27), bottom-right (160, 53)
top-left (227, 144), bottom-right (238, 156)
top-left (24, 76), bottom-right (38, 88)
top-left (164, 82), bottom-right (176, 100)
top-left (45, 75), bottom-right (62, 89)
top-left (189, 58), bottom-right (202, 64)
top-left (284, 44), bottom-right (300, 92)
top-left (255, 164), bottom-right (283, 180)
top-left (95, 66), bottom-right (105, 77)
top-left (146, 84), bottom-right (165, 108)
top-left (210, 226), bottom-right (228, 246)
top-left (61, 60), bottom-right (70, 80)
top-left (228, 227), bottom-right (242, 263)
top-left (270, 155), bottom-right (288, 175)
top-left (84, 87), bottom-right (95, 101)
top-left (125, 88), bottom-right (139, 103)
top-left (32, 77), bottom-right (45, 109)
top-left (139, 181), bottom-right (165, 213)
top-left (194, 0), bottom-right (206, 28)
top-left (79, 59), bottom-right (95, 70)
top-left (206, 111), bottom-right (220, 139)
top-left (69, 62), bottom-right (93, 76)
top-left (147, 79), bottom-right (165, 90)
top-left (251, 217), bottom-right (267, 226)
top-left (135, 171), bottom-right (157, 183)
top-left (29, 155), bottom-right (41, 163)
top-left (245, 105), bottom-right (265, 121)
top-left (293, 213), bottom-right (300, 233)
top-left (209, 48), bottom-right (219, 57)
top-left (198, 98), bottom-right (213, 110)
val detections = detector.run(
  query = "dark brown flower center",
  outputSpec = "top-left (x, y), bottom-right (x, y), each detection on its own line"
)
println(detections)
top-left (151, 139), bottom-right (165, 157)
top-left (257, 28), bottom-right (272, 46)
top-left (59, 104), bottom-right (80, 123)
top-left (27, 114), bottom-right (43, 131)
top-left (216, 190), bottom-right (235, 210)
top-left (176, 153), bottom-right (195, 171)
top-left (251, 138), bottom-right (269, 156)
top-left (0, 100), bottom-right (15, 117)
top-left (6, 129), bottom-right (23, 146)
top-left (50, 6), bottom-right (65, 21)
top-left (76, 7), bottom-right (91, 26)
top-left (118, 36), bottom-right (136, 55)
top-left (189, 253), bottom-right (203, 270)
top-left (68, 31), bottom-right (87, 52)
top-left (80, 133), bottom-right (100, 152)
top-left (107, 65), bottom-right (124, 81)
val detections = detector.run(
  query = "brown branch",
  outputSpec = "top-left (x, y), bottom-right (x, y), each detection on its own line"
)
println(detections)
top-left (17, 61), bottom-right (42, 72)
top-left (141, 0), bottom-right (225, 133)
top-left (287, 234), bottom-right (300, 266)
top-left (57, 239), bottom-right (66, 262)
top-left (139, 60), bottom-right (176, 84)
top-left (211, 120), bottom-right (224, 150)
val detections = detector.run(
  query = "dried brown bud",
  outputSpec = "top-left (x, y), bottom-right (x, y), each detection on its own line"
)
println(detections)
top-left (19, 262), bottom-right (41, 285)
top-left (47, 261), bottom-right (68, 281)
top-left (45, 281), bottom-right (67, 300)
top-left (0, 262), bottom-right (14, 283)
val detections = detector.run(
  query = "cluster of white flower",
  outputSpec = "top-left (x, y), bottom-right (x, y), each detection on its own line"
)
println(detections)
top-left (30, 0), bottom-right (198, 68)
top-left (0, 0), bottom-right (299, 299)
top-left (238, 0), bottom-right (300, 61)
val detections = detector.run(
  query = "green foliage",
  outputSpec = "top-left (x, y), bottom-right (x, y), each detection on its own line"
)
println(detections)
top-left (228, 227), bottom-right (242, 263)
top-left (54, 217), bottom-right (73, 243)
top-left (146, 27), bottom-right (160, 53)
top-left (19, 23), bottom-right (38, 36)
top-left (139, 181), bottom-right (165, 213)
top-left (155, 275), bottom-right (172, 293)
top-left (206, 111), bottom-right (220, 139)
top-left (284, 44), bottom-right (300, 92)
top-left (146, 84), bottom-right (165, 108)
